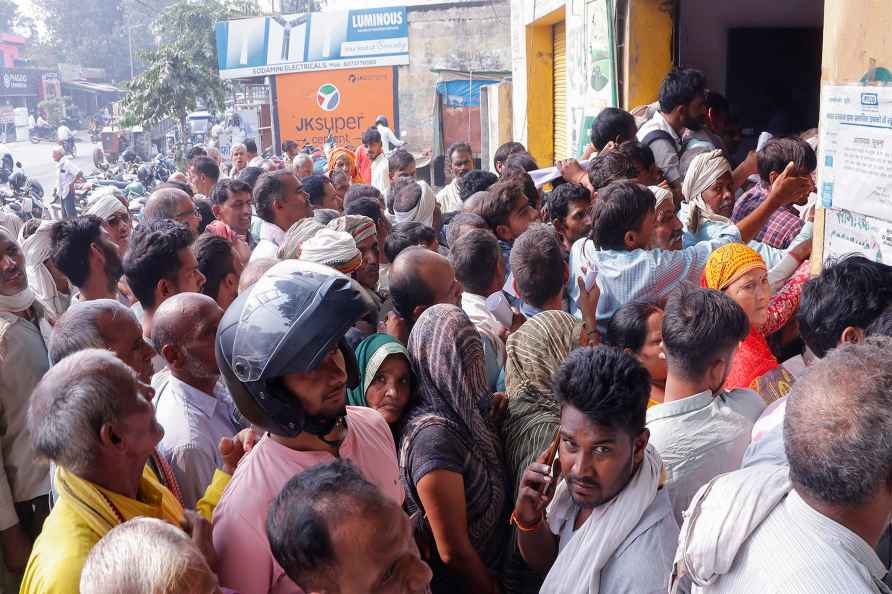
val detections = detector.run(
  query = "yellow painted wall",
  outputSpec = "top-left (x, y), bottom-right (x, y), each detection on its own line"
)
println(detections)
top-left (524, 7), bottom-right (564, 167)
top-left (525, 23), bottom-right (555, 166)
top-left (623, 0), bottom-right (674, 109)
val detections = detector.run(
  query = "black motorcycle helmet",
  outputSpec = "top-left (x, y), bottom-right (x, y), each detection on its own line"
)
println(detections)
top-left (215, 260), bottom-right (366, 437)
top-left (137, 164), bottom-right (153, 186)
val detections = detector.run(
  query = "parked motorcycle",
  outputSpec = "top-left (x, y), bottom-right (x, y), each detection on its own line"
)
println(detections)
top-left (1, 166), bottom-right (47, 221)
top-left (29, 125), bottom-right (56, 143)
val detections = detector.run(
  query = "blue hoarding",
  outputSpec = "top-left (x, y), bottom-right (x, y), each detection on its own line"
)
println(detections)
top-left (215, 7), bottom-right (409, 79)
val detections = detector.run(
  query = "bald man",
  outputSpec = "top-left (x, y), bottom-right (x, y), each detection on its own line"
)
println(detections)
top-left (387, 246), bottom-right (463, 342)
top-left (49, 299), bottom-right (155, 385)
top-left (143, 188), bottom-right (201, 234)
top-left (152, 293), bottom-right (243, 508)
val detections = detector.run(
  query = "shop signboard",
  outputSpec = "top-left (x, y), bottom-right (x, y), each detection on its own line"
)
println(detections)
top-left (216, 7), bottom-right (409, 79)
top-left (276, 66), bottom-right (396, 150)
top-left (0, 68), bottom-right (36, 97)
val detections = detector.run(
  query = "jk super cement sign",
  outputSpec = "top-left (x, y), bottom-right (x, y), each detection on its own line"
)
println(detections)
top-left (215, 7), bottom-right (409, 79)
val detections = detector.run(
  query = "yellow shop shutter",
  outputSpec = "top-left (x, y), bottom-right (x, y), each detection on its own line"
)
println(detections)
top-left (552, 20), bottom-right (567, 162)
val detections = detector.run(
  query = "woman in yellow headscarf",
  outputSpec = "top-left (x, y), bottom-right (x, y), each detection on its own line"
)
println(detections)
top-left (701, 243), bottom-right (807, 403)
top-left (327, 147), bottom-right (363, 184)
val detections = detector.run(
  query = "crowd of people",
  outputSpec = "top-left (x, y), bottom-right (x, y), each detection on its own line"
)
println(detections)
top-left (1, 66), bottom-right (892, 594)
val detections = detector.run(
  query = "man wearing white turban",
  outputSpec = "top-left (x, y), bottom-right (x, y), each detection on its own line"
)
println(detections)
top-left (84, 188), bottom-right (131, 257)
top-left (297, 228), bottom-right (363, 275)
top-left (392, 180), bottom-right (438, 229)
top-left (21, 220), bottom-right (70, 322)
top-left (679, 150), bottom-right (814, 291)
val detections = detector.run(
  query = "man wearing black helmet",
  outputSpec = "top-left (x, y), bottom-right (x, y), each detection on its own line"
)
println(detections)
top-left (212, 260), bottom-right (404, 594)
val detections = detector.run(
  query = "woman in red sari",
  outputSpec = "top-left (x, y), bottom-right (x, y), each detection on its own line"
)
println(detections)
top-left (701, 243), bottom-right (807, 403)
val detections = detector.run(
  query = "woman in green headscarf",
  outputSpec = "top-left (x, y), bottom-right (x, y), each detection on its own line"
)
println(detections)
top-left (348, 333), bottom-right (414, 430)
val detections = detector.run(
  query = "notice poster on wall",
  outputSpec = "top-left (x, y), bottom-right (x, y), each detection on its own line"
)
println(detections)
top-left (818, 84), bottom-right (892, 221)
top-left (573, 0), bottom-right (617, 156)
top-left (276, 66), bottom-right (396, 150)
top-left (823, 207), bottom-right (892, 263)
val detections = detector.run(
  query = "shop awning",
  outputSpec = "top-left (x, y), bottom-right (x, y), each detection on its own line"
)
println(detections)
top-left (62, 80), bottom-right (124, 95)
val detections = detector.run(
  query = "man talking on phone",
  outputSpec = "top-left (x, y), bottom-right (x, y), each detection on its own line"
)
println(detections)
top-left (511, 346), bottom-right (679, 594)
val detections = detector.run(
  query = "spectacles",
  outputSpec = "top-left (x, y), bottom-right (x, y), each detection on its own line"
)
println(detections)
top-left (175, 206), bottom-right (200, 219)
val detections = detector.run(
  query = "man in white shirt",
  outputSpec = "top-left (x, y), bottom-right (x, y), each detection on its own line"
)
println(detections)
top-left (636, 68), bottom-right (706, 188)
top-left (0, 229), bottom-right (50, 578)
top-left (250, 170), bottom-right (313, 262)
top-left (513, 347), bottom-right (679, 594)
top-left (673, 339), bottom-right (892, 593)
top-left (647, 285), bottom-right (765, 524)
top-left (365, 127), bottom-right (390, 196)
top-left (152, 293), bottom-right (243, 508)
top-left (375, 115), bottom-right (403, 153)
top-left (56, 124), bottom-right (72, 143)
top-left (436, 142), bottom-right (474, 214)
top-left (53, 147), bottom-right (83, 219)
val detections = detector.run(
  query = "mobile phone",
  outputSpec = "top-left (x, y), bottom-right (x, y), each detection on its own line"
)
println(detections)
top-left (583, 266), bottom-right (598, 292)
top-left (541, 428), bottom-right (561, 492)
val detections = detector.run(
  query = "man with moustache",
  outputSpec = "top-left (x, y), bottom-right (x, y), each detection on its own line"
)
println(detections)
top-left (213, 260), bottom-right (403, 594)
top-left (513, 346), bottom-right (678, 593)
top-left (50, 216), bottom-right (124, 302)
top-left (678, 150), bottom-right (813, 290)
top-left (0, 228), bottom-right (50, 581)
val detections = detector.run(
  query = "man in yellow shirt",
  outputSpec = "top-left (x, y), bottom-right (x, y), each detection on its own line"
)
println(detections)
top-left (20, 350), bottom-right (216, 594)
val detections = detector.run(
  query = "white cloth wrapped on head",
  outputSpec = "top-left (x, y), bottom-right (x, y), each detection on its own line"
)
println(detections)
top-left (681, 149), bottom-right (732, 233)
top-left (393, 181), bottom-right (436, 227)
top-left (85, 187), bottom-right (127, 221)
top-left (648, 185), bottom-right (674, 210)
top-left (21, 219), bottom-right (69, 320)
top-left (297, 228), bottom-right (362, 274)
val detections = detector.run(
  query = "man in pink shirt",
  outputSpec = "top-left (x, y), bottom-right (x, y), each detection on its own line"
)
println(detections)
top-left (214, 260), bottom-right (403, 594)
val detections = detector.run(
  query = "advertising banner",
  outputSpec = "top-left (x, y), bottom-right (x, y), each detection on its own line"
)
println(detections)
top-left (0, 69), bottom-right (37, 97)
top-left (216, 7), bottom-right (409, 79)
top-left (276, 66), bottom-right (396, 150)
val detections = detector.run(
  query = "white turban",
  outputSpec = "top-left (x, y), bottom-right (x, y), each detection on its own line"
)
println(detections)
top-left (298, 228), bottom-right (362, 274)
top-left (648, 186), bottom-right (674, 210)
top-left (21, 220), bottom-right (69, 320)
top-left (681, 149), bottom-right (732, 233)
top-left (85, 187), bottom-right (127, 221)
top-left (393, 180), bottom-right (436, 227)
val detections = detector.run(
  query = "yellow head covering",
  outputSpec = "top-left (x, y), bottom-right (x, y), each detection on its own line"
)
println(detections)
top-left (701, 243), bottom-right (767, 290)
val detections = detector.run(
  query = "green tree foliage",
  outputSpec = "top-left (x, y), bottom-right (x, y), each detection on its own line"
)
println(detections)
top-left (0, 0), bottom-right (17, 32)
top-left (122, 1), bottom-right (254, 157)
top-left (35, 0), bottom-right (131, 81)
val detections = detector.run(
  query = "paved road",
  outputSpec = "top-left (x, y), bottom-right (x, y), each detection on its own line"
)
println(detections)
top-left (3, 133), bottom-right (97, 203)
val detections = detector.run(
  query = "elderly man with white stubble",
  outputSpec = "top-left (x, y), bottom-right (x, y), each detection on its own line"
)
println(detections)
top-left (151, 293), bottom-right (245, 508)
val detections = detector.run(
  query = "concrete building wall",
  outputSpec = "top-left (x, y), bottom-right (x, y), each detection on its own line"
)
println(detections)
top-left (678, 0), bottom-right (823, 93)
top-left (397, 1), bottom-right (512, 152)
